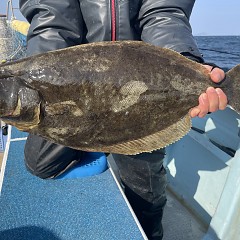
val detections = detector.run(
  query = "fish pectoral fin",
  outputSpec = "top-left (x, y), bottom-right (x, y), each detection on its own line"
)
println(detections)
top-left (104, 114), bottom-right (192, 155)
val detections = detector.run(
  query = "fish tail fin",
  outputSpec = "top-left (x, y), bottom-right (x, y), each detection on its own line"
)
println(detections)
top-left (224, 64), bottom-right (240, 113)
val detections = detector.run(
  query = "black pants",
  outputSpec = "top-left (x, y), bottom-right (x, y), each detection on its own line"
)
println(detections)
top-left (24, 134), bottom-right (167, 240)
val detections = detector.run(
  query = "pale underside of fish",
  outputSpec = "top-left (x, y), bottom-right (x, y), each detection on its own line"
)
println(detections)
top-left (0, 41), bottom-right (239, 154)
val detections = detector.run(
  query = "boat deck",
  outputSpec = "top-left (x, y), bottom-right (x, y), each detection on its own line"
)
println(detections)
top-left (163, 189), bottom-right (206, 240)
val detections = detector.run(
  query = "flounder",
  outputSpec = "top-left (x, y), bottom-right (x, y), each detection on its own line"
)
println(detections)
top-left (0, 41), bottom-right (239, 154)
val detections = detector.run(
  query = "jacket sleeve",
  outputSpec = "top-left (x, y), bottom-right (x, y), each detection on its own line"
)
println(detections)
top-left (139, 0), bottom-right (203, 62)
top-left (19, 0), bottom-right (84, 56)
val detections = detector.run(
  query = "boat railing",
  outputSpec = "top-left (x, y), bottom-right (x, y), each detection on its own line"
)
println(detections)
top-left (6, 0), bottom-right (17, 20)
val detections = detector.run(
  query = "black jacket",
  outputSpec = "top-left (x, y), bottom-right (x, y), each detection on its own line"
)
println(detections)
top-left (20, 0), bottom-right (203, 62)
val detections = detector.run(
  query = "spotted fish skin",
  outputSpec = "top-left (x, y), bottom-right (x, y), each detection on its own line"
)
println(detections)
top-left (0, 41), bottom-right (239, 154)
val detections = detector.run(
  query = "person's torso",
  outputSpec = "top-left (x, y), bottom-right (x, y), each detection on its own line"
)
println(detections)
top-left (79, 0), bottom-right (142, 43)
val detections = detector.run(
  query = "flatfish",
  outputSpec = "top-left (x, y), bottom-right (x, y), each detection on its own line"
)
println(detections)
top-left (0, 41), bottom-right (239, 154)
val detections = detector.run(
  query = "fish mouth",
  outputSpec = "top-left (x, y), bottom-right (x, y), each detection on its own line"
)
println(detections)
top-left (0, 101), bottom-right (41, 131)
top-left (11, 97), bottom-right (22, 116)
top-left (0, 109), bottom-right (16, 117)
top-left (0, 97), bottom-right (21, 117)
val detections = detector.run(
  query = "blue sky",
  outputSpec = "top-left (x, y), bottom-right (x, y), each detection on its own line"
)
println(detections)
top-left (190, 0), bottom-right (240, 36)
top-left (0, 0), bottom-right (239, 36)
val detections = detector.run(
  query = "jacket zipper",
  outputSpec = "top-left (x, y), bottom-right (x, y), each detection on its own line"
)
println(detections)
top-left (111, 0), bottom-right (116, 41)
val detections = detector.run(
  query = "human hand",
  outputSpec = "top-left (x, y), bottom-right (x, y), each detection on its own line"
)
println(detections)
top-left (190, 65), bottom-right (228, 118)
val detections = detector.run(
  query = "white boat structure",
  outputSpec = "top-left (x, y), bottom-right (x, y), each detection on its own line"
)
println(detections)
top-left (164, 107), bottom-right (240, 240)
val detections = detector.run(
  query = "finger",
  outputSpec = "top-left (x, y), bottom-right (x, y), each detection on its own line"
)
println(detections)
top-left (216, 88), bottom-right (228, 110)
top-left (210, 68), bottom-right (225, 83)
top-left (206, 87), bottom-right (219, 112)
top-left (203, 65), bottom-right (213, 72)
top-left (189, 107), bottom-right (200, 118)
top-left (198, 93), bottom-right (209, 118)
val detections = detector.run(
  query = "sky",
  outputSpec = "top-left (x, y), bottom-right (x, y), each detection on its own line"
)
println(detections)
top-left (0, 0), bottom-right (239, 36)
top-left (190, 0), bottom-right (240, 36)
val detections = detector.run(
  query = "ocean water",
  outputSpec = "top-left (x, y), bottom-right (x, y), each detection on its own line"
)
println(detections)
top-left (194, 36), bottom-right (240, 71)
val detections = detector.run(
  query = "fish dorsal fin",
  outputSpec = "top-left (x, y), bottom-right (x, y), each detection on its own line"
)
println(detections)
top-left (104, 114), bottom-right (192, 155)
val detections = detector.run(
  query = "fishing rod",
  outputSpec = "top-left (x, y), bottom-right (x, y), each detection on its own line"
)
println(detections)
top-left (199, 48), bottom-right (240, 57)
